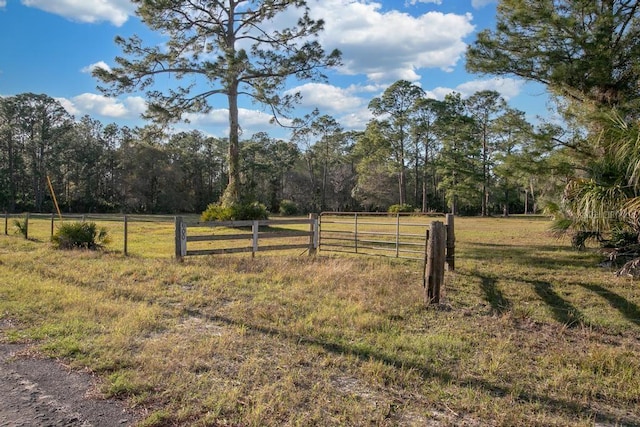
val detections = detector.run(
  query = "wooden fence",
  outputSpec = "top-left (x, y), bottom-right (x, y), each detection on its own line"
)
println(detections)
top-left (3, 212), bottom-right (176, 256)
top-left (318, 212), bottom-right (454, 304)
top-left (174, 215), bottom-right (319, 261)
top-left (5, 211), bottom-right (453, 305)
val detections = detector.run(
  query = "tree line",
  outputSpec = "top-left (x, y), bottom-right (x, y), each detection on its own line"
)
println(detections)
top-left (0, 86), bottom-right (572, 215)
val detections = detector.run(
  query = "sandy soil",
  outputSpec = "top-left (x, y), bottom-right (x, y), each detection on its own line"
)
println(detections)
top-left (0, 342), bottom-right (140, 427)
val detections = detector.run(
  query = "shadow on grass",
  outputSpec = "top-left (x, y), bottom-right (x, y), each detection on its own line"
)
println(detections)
top-left (578, 283), bottom-right (640, 326)
top-left (529, 280), bottom-right (584, 327)
top-left (186, 308), bottom-right (638, 427)
top-left (460, 271), bottom-right (582, 327)
top-left (462, 242), bottom-right (596, 270)
top-left (477, 274), bottom-right (511, 314)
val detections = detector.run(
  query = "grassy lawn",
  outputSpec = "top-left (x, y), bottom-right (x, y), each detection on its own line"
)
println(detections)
top-left (1, 216), bottom-right (639, 426)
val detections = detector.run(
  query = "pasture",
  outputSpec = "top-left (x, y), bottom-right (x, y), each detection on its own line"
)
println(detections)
top-left (0, 216), bottom-right (639, 426)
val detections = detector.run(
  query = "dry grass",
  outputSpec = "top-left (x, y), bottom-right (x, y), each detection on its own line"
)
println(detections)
top-left (1, 215), bottom-right (639, 426)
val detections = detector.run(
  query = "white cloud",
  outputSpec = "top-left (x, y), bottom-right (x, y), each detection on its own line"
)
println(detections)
top-left (55, 97), bottom-right (80, 116)
top-left (58, 93), bottom-right (147, 119)
top-left (337, 109), bottom-right (374, 131)
top-left (471, 0), bottom-right (496, 9)
top-left (81, 61), bottom-right (112, 74)
top-left (405, 0), bottom-right (442, 5)
top-left (185, 108), bottom-right (285, 136)
top-left (426, 77), bottom-right (525, 101)
top-left (0, 1), bottom-right (6, 8)
top-left (286, 83), bottom-right (364, 112)
top-left (21, 0), bottom-right (135, 26)
top-left (311, 0), bottom-right (475, 83)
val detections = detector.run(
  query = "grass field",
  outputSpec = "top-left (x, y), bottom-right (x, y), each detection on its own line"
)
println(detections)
top-left (1, 215), bottom-right (639, 426)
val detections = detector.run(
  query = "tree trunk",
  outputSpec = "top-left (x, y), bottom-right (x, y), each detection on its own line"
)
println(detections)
top-left (222, 81), bottom-right (241, 206)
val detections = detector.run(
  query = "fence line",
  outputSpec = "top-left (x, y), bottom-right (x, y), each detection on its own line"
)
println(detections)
top-left (3, 212), bottom-right (178, 256)
top-left (175, 214), bottom-right (319, 261)
top-left (318, 212), bottom-right (439, 262)
top-left (319, 212), bottom-right (455, 305)
top-left (5, 211), bottom-right (454, 304)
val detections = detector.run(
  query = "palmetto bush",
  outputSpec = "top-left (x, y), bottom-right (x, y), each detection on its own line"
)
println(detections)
top-left (554, 111), bottom-right (640, 248)
top-left (51, 222), bottom-right (110, 250)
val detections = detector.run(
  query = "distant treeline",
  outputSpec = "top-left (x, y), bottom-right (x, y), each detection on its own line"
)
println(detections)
top-left (0, 88), bottom-right (571, 215)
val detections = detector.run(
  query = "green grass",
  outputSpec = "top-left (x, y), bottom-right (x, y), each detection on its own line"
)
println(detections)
top-left (1, 215), bottom-right (639, 426)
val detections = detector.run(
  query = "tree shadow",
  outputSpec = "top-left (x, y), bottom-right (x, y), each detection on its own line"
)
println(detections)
top-left (463, 242), bottom-right (596, 270)
top-left (578, 283), bottom-right (640, 326)
top-left (529, 280), bottom-right (584, 327)
top-left (184, 308), bottom-right (637, 426)
top-left (478, 274), bottom-right (511, 314)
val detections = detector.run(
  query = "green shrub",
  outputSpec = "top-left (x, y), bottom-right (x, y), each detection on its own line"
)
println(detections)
top-left (13, 219), bottom-right (28, 238)
top-left (201, 201), bottom-right (269, 222)
top-left (388, 204), bottom-right (414, 213)
top-left (279, 199), bottom-right (299, 216)
top-left (51, 221), bottom-right (110, 250)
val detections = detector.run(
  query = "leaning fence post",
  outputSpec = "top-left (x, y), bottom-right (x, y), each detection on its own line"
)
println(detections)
top-left (424, 221), bottom-right (445, 305)
top-left (175, 216), bottom-right (186, 261)
top-left (308, 213), bottom-right (318, 255)
top-left (446, 213), bottom-right (455, 271)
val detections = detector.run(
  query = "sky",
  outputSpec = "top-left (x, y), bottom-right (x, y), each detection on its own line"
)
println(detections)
top-left (0, 0), bottom-right (552, 139)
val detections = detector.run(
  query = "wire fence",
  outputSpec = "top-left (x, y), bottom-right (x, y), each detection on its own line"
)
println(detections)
top-left (2, 212), bottom-right (186, 257)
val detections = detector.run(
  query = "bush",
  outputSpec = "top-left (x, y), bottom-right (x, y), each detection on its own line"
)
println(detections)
top-left (279, 200), bottom-right (299, 216)
top-left (201, 201), bottom-right (269, 222)
top-left (13, 219), bottom-right (27, 238)
top-left (51, 221), bottom-right (110, 250)
top-left (388, 204), bottom-right (414, 213)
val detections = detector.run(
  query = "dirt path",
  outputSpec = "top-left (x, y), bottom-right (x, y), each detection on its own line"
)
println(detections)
top-left (0, 343), bottom-right (139, 427)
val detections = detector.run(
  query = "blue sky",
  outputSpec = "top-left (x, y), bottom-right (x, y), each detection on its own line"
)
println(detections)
top-left (0, 0), bottom-right (551, 138)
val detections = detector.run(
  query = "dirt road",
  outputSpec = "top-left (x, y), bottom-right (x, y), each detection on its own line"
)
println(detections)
top-left (0, 343), bottom-right (139, 427)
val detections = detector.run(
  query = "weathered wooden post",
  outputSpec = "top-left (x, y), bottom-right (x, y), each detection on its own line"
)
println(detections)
top-left (308, 213), bottom-right (318, 255)
top-left (446, 213), bottom-right (455, 271)
top-left (24, 213), bottom-right (29, 240)
top-left (252, 220), bottom-right (259, 258)
top-left (174, 216), bottom-right (186, 261)
top-left (424, 221), bottom-right (445, 305)
top-left (354, 213), bottom-right (359, 253)
top-left (123, 215), bottom-right (128, 256)
top-left (4, 212), bottom-right (8, 235)
top-left (395, 212), bottom-right (400, 258)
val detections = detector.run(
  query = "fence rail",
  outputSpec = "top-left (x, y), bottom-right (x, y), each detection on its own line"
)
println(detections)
top-left (5, 211), bottom-right (455, 305)
top-left (319, 212), bottom-right (455, 304)
top-left (319, 212), bottom-right (443, 261)
top-left (3, 212), bottom-right (178, 256)
top-left (175, 215), bottom-right (319, 260)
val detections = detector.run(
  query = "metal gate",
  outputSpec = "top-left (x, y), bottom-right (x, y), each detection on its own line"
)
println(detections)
top-left (318, 212), bottom-right (441, 261)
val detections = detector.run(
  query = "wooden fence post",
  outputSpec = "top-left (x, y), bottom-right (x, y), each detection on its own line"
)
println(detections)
top-left (424, 221), bottom-right (445, 305)
top-left (252, 220), bottom-right (259, 257)
top-left (354, 213), bottom-right (359, 254)
top-left (175, 216), bottom-right (186, 261)
top-left (50, 213), bottom-right (55, 237)
top-left (24, 213), bottom-right (29, 240)
top-left (395, 212), bottom-right (400, 258)
top-left (308, 213), bottom-right (318, 255)
top-left (123, 215), bottom-right (128, 256)
top-left (446, 213), bottom-right (455, 271)
top-left (5, 212), bottom-right (8, 235)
